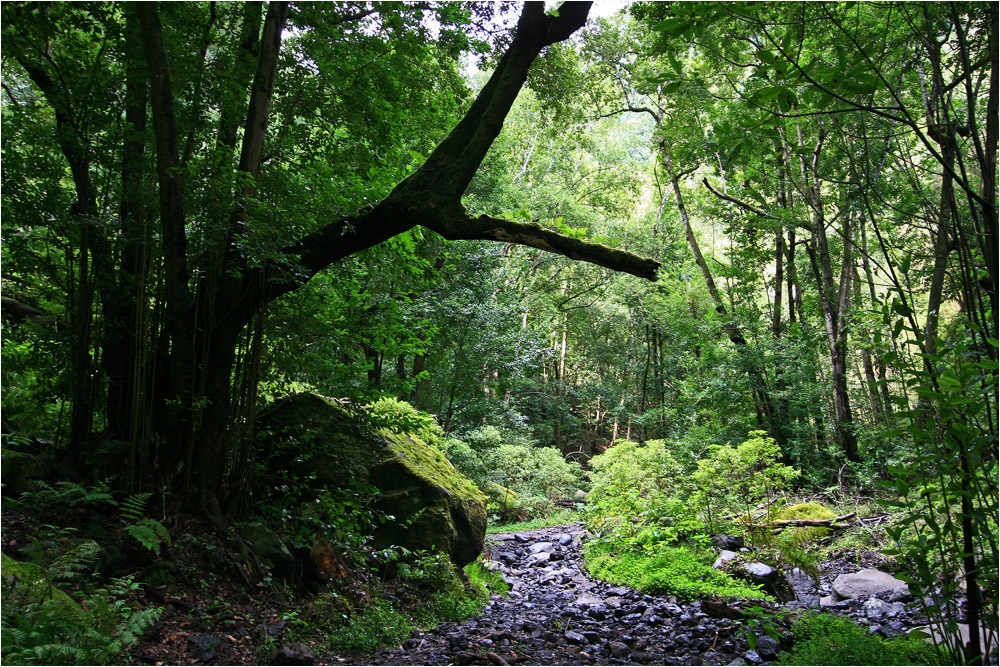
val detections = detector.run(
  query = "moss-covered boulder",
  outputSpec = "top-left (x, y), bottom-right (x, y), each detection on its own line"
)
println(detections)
top-left (257, 393), bottom-right (486, 567)
top-left (1, 553), bottom-right (81, 617)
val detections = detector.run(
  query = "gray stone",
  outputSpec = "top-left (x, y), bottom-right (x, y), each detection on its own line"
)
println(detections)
top-left (558, 534), bottom-right (573, 546)
top-left (864, 598), bottom-right (890, 617)
top-left (271, 642), bottom-right (316, 666)
top-left (527, 551), bottom-right (550, 565)
top-left (712, 534), bottom-right (745, 551)
top-left (888, 584), bottom-right (913, 602)
top-left (609, 641), bottom-right (630, 658)
top-left (831, 569), bottom-right (906, 600)
top-left (187, 634), bottom-right (220, 662)
top-left (713, 550), bottom-right (740, 569)
top-left (529, 542), bottom-right (555, 554)
top-left (574, 592), bottom-right (604, 608)
top-left (786, 567), bottom-right (815, 592)
top-left (565, 630), bottom-right (586, 645)
top-left (743, 649), bottom-right (762, 664)
top-left (794, 594), bottom-right (821, 609)
top-left (755, 635), bottom-right (779, 660)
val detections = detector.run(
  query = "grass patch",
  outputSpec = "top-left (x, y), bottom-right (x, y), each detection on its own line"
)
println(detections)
top-left (778, 612), bottom-right (946, 666)
top-left (583, 540), bottom-right (772, 602)
top-left (486, 508), bottom-right (580, 534)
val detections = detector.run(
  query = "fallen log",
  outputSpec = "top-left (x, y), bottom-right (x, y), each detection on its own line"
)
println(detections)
top-left (701, 599), bottom-right (756, 621)
top-left (744, 512), bottom-right (856, 531)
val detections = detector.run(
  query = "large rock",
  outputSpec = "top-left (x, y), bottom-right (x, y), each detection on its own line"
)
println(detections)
top-left (257, 393), bottom-right (486, 566)
top-left (1, 448), bottom-right (46, 497)
top-left (831, 568), bottom-right (906, 600)
top-left (240, 522), bottom-right (295, 582)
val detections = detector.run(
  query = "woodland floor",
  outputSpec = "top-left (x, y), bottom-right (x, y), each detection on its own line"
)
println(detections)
top-left (2, 506), bottom-right (965, 666)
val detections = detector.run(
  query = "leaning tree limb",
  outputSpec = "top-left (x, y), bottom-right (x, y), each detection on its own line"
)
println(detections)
top-left (244, 1), bottom-right (659, 323)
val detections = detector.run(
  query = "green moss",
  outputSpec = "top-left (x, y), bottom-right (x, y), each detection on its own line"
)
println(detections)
top-left (1, 553), bottom-right (81, 617)
top-left (778, 612), bottom-right (946, 665)
top-left (772, 502), bottom-right (839, 543)
top-left (380, 430), bottom-right (484, 506)
top-left (486, 508), bottom-right (580, 534)
top-left (773, 502), bottom-right (838, 521)
top-left (582, 541), bottom-right (772, 602)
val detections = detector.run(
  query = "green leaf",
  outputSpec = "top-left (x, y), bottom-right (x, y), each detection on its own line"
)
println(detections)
top-left (654, 18), bottom-right (693, 38)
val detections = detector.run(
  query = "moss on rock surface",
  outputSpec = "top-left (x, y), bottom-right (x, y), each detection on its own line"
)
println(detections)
top-left (257, 393), bottom-right (486, 567)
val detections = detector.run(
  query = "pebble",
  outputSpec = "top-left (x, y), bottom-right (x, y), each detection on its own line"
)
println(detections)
top-left (362, 525), bottom-right (944, 666)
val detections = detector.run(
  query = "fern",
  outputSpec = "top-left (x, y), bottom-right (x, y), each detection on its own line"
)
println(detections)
top-left (48, 540), bottom-right (101, 583)
top-left (120, 492), bottom-right (170, 555)
top-left (18, 479), bottom-right (115, 509)
top-left (124, 519), bottom-right (169, 555)
top-left (120, 492), bottom-right (152, 523)
top-left (2, 571), bottom-right (162, 665)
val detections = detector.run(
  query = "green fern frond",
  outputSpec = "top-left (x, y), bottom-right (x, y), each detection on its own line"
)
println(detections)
top-left (48, 540), bottom-right (101, 583)
top-left (120, 492), bottom-right (152, 522)
top-left (124, 518), bottom-right (169, 555)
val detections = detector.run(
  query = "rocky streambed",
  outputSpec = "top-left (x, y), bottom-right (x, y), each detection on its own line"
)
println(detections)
top-left (362, 525), bottom-right (950, 666)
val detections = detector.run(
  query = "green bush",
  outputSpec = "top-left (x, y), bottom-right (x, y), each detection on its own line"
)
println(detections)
top-left (327, 601), bottom-right (412, 654)
top-left (444, 425), bottom-right (585, 523)
top-left (692, 431), bottom-right (800, 530)
top-left (778, 612), bottom-right (946, 666)
top-left (583, 540), bottom-right (771, 602)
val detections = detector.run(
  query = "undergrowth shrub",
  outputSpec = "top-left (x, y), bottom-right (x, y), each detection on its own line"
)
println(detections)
top-left (583, 540), bottom-right (770, 601)
top-left (778, 612), bottom-right (945, 666)
top-left (693, 431), bottom-right (799, 532)
top-left (1, 554), bottom-right (161, 665)
top-left (444, 425), bottom-right (585, 524)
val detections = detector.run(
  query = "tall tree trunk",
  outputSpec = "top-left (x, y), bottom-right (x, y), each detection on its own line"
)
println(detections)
top-left (663, 146), bottom-right (776, 436)
top-left (797, 123), bottom-right (859, 463)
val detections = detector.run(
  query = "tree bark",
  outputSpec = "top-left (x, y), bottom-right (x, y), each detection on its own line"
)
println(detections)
top-left (797, 123), bottom-right (859, 463)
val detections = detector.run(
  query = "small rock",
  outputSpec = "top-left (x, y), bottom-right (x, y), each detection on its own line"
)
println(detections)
top-left (755, 635), bottom-right (779, 660)
top-left (786, 567), bottom-right (815, 592)
top-left (573, 593), bottom-right (604, 608)
top-left (527, 552), bottom-right (550, 565)
top-left (713, 550), bottom-right (740, 569)
top-left (629, 651), bottom-right (656, 664)
top-left (271, 642), bottom-right (316, 666)
top-left (864, 598), bottom-right (890, 618)
top-left (712, 535), bottom-right (745, 551)
top-left (529, 542), bottom-right (555, 554)
top-left (609, 641), bottom-right (630, 658)
top-left (743, 649), bottom-right (762, 664)
top-left (888, 585), bottom-right (913, 602)
top-left (187, 634), bottom-right (219, 662)
top-left (565, 630), bottom-right (586, 645)
top-left (514, 533), bottom-right (530, 543)
top-left (558, 534), bottom-right (573, 546)
top-left (728, 659), bottom-right (748, 666)
top-left (630, 637), bottom-right (650, 651)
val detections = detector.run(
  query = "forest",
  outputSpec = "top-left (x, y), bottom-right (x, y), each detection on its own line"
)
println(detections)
top-left (0, 1), bottom-right (996, 665)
